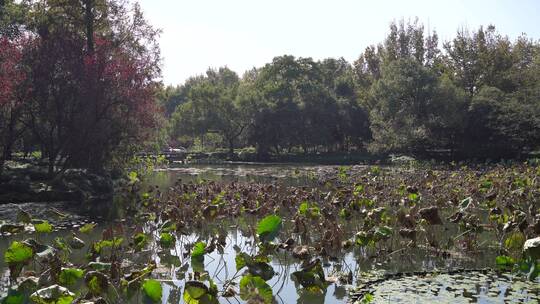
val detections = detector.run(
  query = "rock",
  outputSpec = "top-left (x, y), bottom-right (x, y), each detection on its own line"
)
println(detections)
top-left (419, 206), bottom-right (442, 225)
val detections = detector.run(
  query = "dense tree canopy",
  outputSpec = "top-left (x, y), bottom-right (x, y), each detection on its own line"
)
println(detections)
top-left (0, 0), bottom-right (162, 175)
top-left (2, 7), bottom-right (539, 166)
top-left (167, 19), bottom-right (540, 160)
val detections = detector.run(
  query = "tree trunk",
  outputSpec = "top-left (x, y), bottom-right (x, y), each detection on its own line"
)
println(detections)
top-left (47, 148), bottom-right (56, 178)
top-left (2, 142), bottom-right (12, 161)
top-left (84, 0), bottom-right (95, 54)
top-left (228, 138), bottom-right (234, 159)
top-left (0, 136), bottom-right (8, 176)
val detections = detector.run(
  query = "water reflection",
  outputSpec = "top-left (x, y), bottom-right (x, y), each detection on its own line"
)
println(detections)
top-left (153, 163), bottom-right (334, 187)
top-left (1, 164), bottom-right (540, 303)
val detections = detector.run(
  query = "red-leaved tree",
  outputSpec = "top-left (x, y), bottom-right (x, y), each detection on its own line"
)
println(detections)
top-left (0, 37), bottom-right (27, 173)
top-left (64, 37), bottom-right (160, 171)
top-left (21, 0), bottom-right (162, 176)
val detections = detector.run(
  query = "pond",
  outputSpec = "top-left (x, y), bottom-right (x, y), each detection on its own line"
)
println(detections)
top-left (151, 163), bottom-right (335, 186)
top-left (1, 163), bottom-right (539, 303)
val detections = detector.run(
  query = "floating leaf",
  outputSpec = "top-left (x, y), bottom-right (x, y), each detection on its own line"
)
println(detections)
top-left (418, 206), bottom-right (442, 225)
top-left (159, 252), bottom-right (181, 267)
top-left (128, 171), bottom-right (139, 184)
top-left (527, 261), bottom-right (539, 281)
top-left (79, 223), bottom-right (97, 234)
top-left (160, 233), bottom-right (175, 248)
top-left (460, 197), bottom-right (473, 210)
top-left (291, 259), bottom-right (327, 292)
top-left (239, 275), bottom-right (273, 304)
top-left (161, 220), bottom-right (176, 233)
top-left (355, 231), bottom-right (374, 247)
top-left (235, 253), bottom-right (248, 271)
top-left (93, 237), bottom-right (123, 254)
top-left (0, 224), bottom-right (25, 234)
top-left (1, 289), bottom-right (24, 304)
top-left (85, 271), bottom-right (109, 295)
top-left (67, 236), bottom-right (85, 250)
top-left (33, 221), bottom-right (53, 233)
top-left (505, 231), bottom-right (525, 252)
top-left (257, 215), bottom-right (282, 243)
top-left (59, 268), bottom-right (84, 286)
top-left (88, 262), bottom-right (111, 272)
top-left (339, 208), bottom-right (351, 219)
top-left (53, 237), bottom-right (69, 252)
top-left (360, 293), bottom-right (374, 303)
top-left (191, 256), bottom-right (205, 273)
top-left (29, 285), bottom-right (74, 304)
top-left (298, 202), bottom-right (309, 216)
top-left (183, 281), bottom-right (218, 304)
top-left (495, 255), bottom-right (515, 268)
top-left (374, 226), bottom-right (393, 240)
top-left (142, 279), bottom-right (162, 303)
top-left (16, 209), bottom-right (32, 224)
top-left (191, 242), bottom-right (206, 259)
top-left (4, 241), bottom-right (33, 264)
top-left (408, 192), bottom-right (420, 202)
top-left (247, 262), bottom-right (275, 281)
top-left (133, 233), bottom-right (148, 250)
top-left (298, 201), bottom-right (320, 218)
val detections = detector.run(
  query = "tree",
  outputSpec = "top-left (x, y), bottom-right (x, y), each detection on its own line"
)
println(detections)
top-left (0, 0), bottom-right (27, 38)
top-left (21, 0), bottom-right (161, 175)
top-left (465, 83), bottom-right (540, 159)
top-left (0, 37), bottom-right (27, 174)
top-left (443, 25), bottom-right (515, 97)
top-left (381, 18), bottom-right (429, 64)
top-left (368, 59), bottom-right (464, 155)
top-left (171, 67), bottom-right (247, 157)
top-left (320, 58), bottom-right (371, 151)
top-left (163, 19), bottom-right (540, 161)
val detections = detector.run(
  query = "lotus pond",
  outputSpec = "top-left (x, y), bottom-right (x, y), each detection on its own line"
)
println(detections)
top-left (1, 163), bottom-right (540, 303)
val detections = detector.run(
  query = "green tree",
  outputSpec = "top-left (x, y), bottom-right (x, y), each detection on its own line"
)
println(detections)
top-left (369, 59), bottom-right (464, 155)
top-left (171, 67), bottom-right (247, 157)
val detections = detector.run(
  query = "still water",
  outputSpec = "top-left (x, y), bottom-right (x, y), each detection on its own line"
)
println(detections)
top-left (0, 164), bottom-right (539, 303)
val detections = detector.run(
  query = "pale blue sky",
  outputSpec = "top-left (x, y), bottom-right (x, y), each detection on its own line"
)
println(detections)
top-left (138, 0), bottom-right (540, 85)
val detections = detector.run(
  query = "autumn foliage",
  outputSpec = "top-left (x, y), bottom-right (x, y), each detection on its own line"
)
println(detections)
top-left (0, 37), bottom-right (27, 171)
top-left (0, 38), bottom-right (25, 107)
top-left (0, 0), bottom-right (162, 175)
